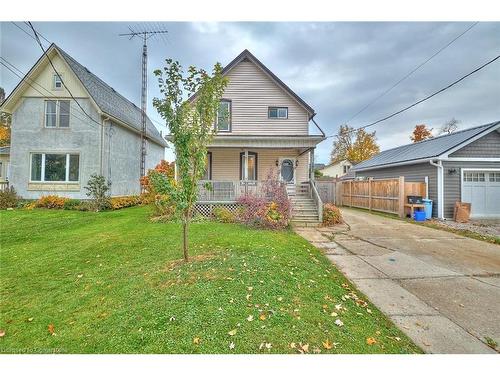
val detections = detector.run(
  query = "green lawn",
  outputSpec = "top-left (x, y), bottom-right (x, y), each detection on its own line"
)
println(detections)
top-left (0, 207), bottom-right (421, 354)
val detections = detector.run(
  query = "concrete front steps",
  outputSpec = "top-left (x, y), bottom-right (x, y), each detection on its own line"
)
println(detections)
top-left (288, 183), bottom-right (321, 227)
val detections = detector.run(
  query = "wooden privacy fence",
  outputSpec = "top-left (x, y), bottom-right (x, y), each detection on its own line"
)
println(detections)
top-left (339, 177), bottom-right (427, 217)
top-left (315, 179), bottom-right (337, 203)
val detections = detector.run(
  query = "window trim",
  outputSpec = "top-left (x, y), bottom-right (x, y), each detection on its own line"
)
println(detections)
top-left (53, 73), bottom-right (63, 90)
top-left (29, 152), bottom-right (80, 183)
top-left (268, 106), bottom-right (288, 119)
top-left (44, 99), bottom-right (71, 128)
top-left (239, 151), bottom-right (258, 181)
top-left (216, 99), bottom-right (232, 132)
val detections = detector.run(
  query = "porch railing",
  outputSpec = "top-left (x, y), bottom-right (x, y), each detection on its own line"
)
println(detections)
top-left (0, 181), bottom-right (9, 192)
top-left (310, 180), bottom-right (323, 221)
top-left (197, 180), bottom-right (285, 202)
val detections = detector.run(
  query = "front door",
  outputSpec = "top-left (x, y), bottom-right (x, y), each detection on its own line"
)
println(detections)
top-left (280, 158), bottom-right (295, 184)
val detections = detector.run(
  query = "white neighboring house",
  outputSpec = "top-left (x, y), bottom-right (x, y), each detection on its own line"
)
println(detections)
top-left (0, 44), bottom-right (167, 199)
top-left (0, 146), bottom-right (10, 191)
top-left (318, 159), bottom-right (352, 178)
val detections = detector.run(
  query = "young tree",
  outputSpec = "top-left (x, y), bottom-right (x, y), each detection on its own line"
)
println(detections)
top-left (347, 128), bottom-right (380, 164)
top-left (151, 59), bottom-right (228, 262)
top-left (410, 124), bottom-right (433, 143)
top-left (439, 118), bottom-right (459, 135)
top-left (330, 125), bottom-right (380, 164)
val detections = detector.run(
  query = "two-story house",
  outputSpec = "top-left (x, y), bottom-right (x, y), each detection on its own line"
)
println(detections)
top-left (194, 50), bottom-right (326, 224)
top-left (1, 44), bottom-right (167, 199)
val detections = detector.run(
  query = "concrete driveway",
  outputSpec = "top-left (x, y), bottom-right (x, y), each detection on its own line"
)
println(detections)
top-left (295, 208), bottom-right (500, 354)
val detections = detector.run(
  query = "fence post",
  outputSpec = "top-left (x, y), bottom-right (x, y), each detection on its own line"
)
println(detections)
top-left (368, 178), bottom-right (372, 211)
top-left (349, 180), bottom-right (353, 207)
top-left (398, 176), bottom-right (405, 218)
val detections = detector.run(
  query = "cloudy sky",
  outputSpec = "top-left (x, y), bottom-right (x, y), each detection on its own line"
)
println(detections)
top-left (1, 21), bottom-right (499, 162)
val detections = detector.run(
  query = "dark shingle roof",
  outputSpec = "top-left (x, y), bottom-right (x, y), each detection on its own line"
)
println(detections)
top-left (56, 45), bottom-right (167, 147)
top-left (353, 121), bottom-right (500, 171)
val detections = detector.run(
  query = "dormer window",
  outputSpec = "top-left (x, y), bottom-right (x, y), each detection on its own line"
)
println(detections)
top-left (268, 107), bottom-right (288, 119)
top-left (216, 100), bottom-right (231, 132)
top-left (53, 73), bottom-right (63, 90)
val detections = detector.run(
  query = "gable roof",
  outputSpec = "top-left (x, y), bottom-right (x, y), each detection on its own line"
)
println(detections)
top-left (2, 44), bottom-right (167, 147)
top-left (320, 159), bottom-right (353, 170)
top-left (353, 121), bottom-right (500, 171)
top-left (222, 50), bottom-right (316, 118)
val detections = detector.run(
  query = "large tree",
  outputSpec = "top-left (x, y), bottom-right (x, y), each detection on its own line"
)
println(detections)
top-left (438, 118), bottom-right (459, 135)
top-left (0, 87), bottom-right (11, 147)
top-left (410, 124), bottom-right (433, 143)
top-left (151, 59), bottom-right (228, 262)
top-left (330, 124), bottom-right (380, 164)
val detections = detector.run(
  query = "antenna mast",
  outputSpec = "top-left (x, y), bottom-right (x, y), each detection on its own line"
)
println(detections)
top-left (119, 27), bottom-right (168, 178)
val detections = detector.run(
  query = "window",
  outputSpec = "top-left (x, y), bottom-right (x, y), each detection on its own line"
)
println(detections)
top-left (268, 107), bottom-right (288, 119)
top-left (343, 165), bottom-right (351, 174)
top-left (216, 100), bottom-right (231, 131)
top-left (53, 73), bottom-right (63, 90)
top-left (45, 100), bottom-right (71, 128)
top-left (489, 172), bottom-right (500, 182)
top-left (202, 152), bottom-right (212, 180)
top-left (240, 151), bottom-right (258, 181)
top-left (30, 153), bottom-right (80, 182)
top-left (464, 172), bottom-right (485, 182)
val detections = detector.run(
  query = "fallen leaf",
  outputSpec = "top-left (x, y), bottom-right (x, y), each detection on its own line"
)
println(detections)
top-left (169, 316), bottom-right (176, 322)
top-left (0, 330), bottom-right (5, 337)
top-left (193, 337), bottom-right (200, 344)
top-left (77, 274), bottom-right (84, 278)
top-left (246, 294), bottom-right (251, 300)
top-left (228, 329), bottom-right (237, 336)
top-left (277, 297), bottom-right (283, 302)
top-left (27, 317), bottom-right (34, 322)
top-left (259, 314), bottom-right (266, 321)
top-left (247, 315), bottom-right (254, 322)
top-left (48, 323), bottom-right (55, 335)
top-left (247, 286), bottom-right (253, 291)
top-left (322, 339), bottom-right (333, 350)
top-left (229, 342), bottom-right (235, 350)
top-left (330, 312), bottom-right (338, 317)
top-left (366, 337), bottom-right (377, 345)
top-left (334, 319), bottom-right (344, 327)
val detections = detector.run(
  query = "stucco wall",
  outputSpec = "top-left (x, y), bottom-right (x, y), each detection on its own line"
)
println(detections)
top-left (102, 121), bottom-right (165, 197)
top-left (9, 97), bottom-right (101, 199)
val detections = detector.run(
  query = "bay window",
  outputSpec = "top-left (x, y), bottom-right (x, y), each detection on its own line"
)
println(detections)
top-left (30, 153), bottom-right (80, 182)
top-left (45, 100), bottom-right (70, 128)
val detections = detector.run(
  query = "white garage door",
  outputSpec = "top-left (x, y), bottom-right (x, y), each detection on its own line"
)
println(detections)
top-left (462, 170), bottom-right (500, 218)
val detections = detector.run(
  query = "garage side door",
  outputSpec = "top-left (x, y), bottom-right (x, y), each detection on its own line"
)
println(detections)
top-left (462, 170), bottom-right (500, 218)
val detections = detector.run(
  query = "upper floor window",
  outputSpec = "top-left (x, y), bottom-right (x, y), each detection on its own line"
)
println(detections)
top-left (45, 100), bottom-right (70, 128)
top-left (216, 100), bottom-right (231, 132)
top-left (30, 153), bottom-right (80, 182)
top-left (53, 74), bottom-right (63, 90)
top-left (343, 165), bottom-right (351, 174)
top-left (268, 107), bottom-right (288, 119)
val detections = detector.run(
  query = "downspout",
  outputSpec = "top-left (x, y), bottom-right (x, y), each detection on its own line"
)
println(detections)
top-left (429, 159), bottom-right (444, 219)
top-left (100, 116), bottom-right (111, 176)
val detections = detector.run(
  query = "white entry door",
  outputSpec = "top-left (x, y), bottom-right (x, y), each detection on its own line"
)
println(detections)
top-left (461, 170), bottom-right (500, 218)
top-left (279, 158), bottom-right (295, 184)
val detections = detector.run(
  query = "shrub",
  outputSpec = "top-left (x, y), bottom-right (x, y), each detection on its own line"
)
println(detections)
top-left (110, 196), bottom-right (141, 210)
top-left (0, 187), bottom-right (19, 209)
top-left (236, 171), bottom-right (292, 230)
top-left (140, 160), bottom-right (175, 204)
top-left (212, 206), bottom-right (236, 223)
top-left (84, 174), bottom-right (111, 212)
top-left (36, 195), bottom-right (68, 209)
top-left (63, 199), bottom-right (81, 210)
top-left (151, 194), bottom-right (176, 220)
top-left (323, 203), bottom-right (343, 226)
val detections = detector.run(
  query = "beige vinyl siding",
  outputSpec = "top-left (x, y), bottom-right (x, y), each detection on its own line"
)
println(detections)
top-left (209, 148), bottom-right (309, 183)
top-left (222, 61), bottom-right (309, 135)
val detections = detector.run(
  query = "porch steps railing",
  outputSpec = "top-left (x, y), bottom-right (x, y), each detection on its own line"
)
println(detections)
top-left (290, 181), bottom-right (322, 227)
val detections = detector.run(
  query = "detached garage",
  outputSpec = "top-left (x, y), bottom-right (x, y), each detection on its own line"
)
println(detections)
top-left (352, 121), bottom-right (500, 219)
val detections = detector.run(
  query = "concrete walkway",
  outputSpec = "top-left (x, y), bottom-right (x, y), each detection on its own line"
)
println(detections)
top-left (294, 208), bottom-right (500, 354)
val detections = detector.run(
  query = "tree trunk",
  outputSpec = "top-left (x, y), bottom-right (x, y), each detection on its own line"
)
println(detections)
top-left (183, 219), bottom-right (189, 262)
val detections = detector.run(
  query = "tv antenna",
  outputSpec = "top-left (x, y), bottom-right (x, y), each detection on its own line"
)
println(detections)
top-left (119, 26), bottom-right (168, 178)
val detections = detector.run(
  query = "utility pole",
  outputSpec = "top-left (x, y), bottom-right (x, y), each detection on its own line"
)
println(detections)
top-left (119, 27), bottom-right (168, 178)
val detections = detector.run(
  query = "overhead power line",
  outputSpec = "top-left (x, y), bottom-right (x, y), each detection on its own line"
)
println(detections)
top-left (0, 59), bottom-right (99, 130)
top-left (344, 22), bottom-right (479, 125)
top-left (26, 21), bottom-right (104, 129)
top-left (326, 53), bottom-right (500, 139)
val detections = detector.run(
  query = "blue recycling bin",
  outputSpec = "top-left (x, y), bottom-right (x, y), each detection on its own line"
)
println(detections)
top-left (422, 199), bottom-right (433, 220)
top-left (414, 211), bottom-right (426, 221)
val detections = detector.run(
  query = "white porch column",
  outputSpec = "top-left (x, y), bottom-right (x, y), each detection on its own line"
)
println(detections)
top-left (309, 148), bottom-right (315, 181)
top-left (244, 150), bottom-right (248, 180)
